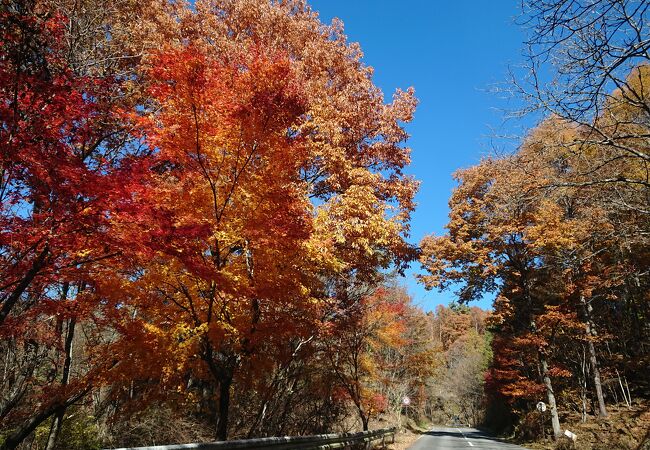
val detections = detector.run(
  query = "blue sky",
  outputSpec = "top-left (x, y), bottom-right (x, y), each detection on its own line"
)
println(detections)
top-left (309, 0), bottom-right (530, 311)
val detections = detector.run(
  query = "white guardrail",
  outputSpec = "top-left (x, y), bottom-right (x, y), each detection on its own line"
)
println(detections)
top-left (105, 427), bottom-right (397, 450)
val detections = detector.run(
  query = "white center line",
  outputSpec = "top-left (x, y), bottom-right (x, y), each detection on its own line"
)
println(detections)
top-left (457, 428), bottom-right (474, 447)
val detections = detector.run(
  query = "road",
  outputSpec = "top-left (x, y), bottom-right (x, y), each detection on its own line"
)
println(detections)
top-left (407, 427), bottom-right (528, 450)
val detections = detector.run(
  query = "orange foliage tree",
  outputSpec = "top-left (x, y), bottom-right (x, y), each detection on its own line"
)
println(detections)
top-left (0, 0), bottom-right (423, 447)
top-left (95, 0), bottom-right (417, 443)
top-left (323, 286), bottom-right (436, 431)
top-left (120, 44), bottom-right (313, 441)
top-left (420, 95), bottom-right (649, 436)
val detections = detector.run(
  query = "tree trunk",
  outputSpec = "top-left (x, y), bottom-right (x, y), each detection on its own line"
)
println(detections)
top-left (615, 369), bottom-right (631, 408)
top-left (216, 374), bottom-right (232, 441)
top-left (0, 246), bottom-right (48, 326)
top-left (0, 365), bottom-right (31, 422)
top-left (586, 338), bottom-right (607, 416)
top-left (202, 338), bottom-right (237, 442)
top-left (45, 315), bottom-right (76, 450)
top-left (45, 405), bottom-right (65, 450)
top-left (580, 345), bottom-right (588, 423)
top-left (539, 352), bottom-right (562, 438)
top-left (581, 296), bottom-right (607, 418)
top-left (361, 412), bottom-right (369, 431)
top-left (0, 389), bottom-right (87, 450)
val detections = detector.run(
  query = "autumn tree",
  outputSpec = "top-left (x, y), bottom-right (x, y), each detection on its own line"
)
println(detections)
top-left (519, 0), bottom-right (650, 120)
top-left (1, 0), bottom-right (421, 446)
top-left (424, 304), bottom-right (491, 426)
top-left (323, 288), bottom-right (397, 431)
top-left (419, 156), bottom-right (575, 438)
top-left (322, 285), bottom-right (436, 431)
top-left (0, 1), bottom-right (164, 447)
top-left (116, 44), bottom-right (311, 441)
top-left (377, 292), bottom-right (439, 427)
top-left (514, 0), bottom-right (650, 208)
top-left (512, 0), bottom-right (650, 411)
top-left (445, 328), bottom-right (492, 426)
top-left (109, 1), bottom-right (419, 441)
top-left (420, 88), bottom-right (649, 436)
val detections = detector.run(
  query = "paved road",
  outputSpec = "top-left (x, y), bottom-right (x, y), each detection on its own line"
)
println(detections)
top-left (407, 427), bottom-right (528, 450)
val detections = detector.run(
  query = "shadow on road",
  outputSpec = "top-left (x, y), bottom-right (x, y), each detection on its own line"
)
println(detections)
top-left (424, 429), bottom-right (491, 438)
top-left (421, 428), bottom-right (524, 448)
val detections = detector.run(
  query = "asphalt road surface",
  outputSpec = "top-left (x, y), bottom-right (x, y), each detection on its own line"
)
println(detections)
top-left (407, 427), bottom-right (528, 450)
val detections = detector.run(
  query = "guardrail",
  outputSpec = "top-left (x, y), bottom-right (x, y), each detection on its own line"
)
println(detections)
top-left (105, 427), bottom-right (396, 450)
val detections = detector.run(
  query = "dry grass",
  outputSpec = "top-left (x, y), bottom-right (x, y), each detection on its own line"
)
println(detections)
top-left (382, 416), bottom-right (433, 450)
top-left (517, 401), bottom-right (650, 450)
top-left (386, 429), bottom-right (423, 450)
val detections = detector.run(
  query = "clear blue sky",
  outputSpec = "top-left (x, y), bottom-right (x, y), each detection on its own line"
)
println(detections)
top-left (309, 0), bottom-right (529, 311)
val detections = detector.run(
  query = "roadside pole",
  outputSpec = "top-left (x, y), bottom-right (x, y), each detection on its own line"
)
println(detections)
top-left (537, 402), bottom-right (547, 440)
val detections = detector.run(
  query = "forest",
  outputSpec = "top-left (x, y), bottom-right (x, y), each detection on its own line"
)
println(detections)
top-left (0, 0), bottom-right (648, 449)
top-left (420, 1), bottom-right (650, 446)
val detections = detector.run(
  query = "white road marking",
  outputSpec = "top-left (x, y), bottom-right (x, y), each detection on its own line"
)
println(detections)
top-left (458, 428), bottom-right (474, 447)
top-left (413, 428), bottom-right (432, 442)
